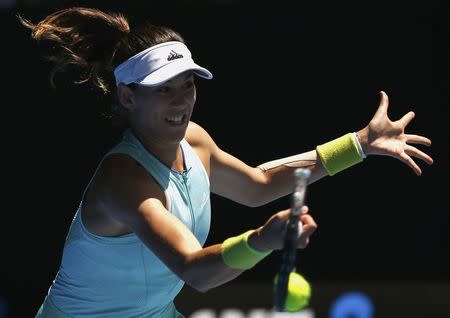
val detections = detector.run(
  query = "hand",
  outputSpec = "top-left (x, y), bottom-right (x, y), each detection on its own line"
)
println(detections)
top-left (249, 206), bottom-right (317, 251)
top-left (357, 91), bottom-right (434, 175)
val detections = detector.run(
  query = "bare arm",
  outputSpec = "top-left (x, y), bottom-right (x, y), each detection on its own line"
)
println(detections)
top-left (211, 147), bottom-right (328, 207)
top-left (129, 199), bottom-right (245, 292)
top-left (187, 91), bottom-right (433, 207)
top-left (95, 154), bottom-right (316, 292)
top-left (186, 122), bottom-right (328, 207)
top-left (94, 154), bottom-right (242, 292)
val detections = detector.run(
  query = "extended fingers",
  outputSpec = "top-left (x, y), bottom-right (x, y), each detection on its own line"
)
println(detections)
top-left (404, 145), bottom-right (434, 165)
top-left (399, 152), bottom-right (422, 176)
top-left (374, 91), bottom-right (390, 118)
top-left (405, 134), bottom-right (432, 146)
top-left (398, 111), bottom-right (415, 127)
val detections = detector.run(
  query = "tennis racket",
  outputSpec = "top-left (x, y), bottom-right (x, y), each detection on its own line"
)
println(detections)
top-left (273, 167), bottom-right (311, 311)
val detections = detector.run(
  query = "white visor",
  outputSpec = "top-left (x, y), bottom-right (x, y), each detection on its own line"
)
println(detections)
top-left (114, 41), bottom-right (213, 87)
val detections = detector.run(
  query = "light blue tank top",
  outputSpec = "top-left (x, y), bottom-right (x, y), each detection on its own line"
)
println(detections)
top-left (46, 129), bottom-right (211, 317)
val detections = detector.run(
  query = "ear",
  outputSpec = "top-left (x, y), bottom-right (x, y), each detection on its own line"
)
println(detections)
top-left (117, 84), bottom-right (136, 110)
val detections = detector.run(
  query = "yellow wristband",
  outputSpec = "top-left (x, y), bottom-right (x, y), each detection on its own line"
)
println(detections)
top-left (316, 133), bottom-right (364, 176)
top-left (221, 230), bottom-right (272, 270)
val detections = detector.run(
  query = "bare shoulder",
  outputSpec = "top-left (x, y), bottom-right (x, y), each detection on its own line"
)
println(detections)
top-left (185, 121), bottom-right (218, 175)
top-left (185, 121), bottom-right (214, 147)
top-left (94, 153), bottom-right (166, 208)
top-left (83, 153), bottom-right (166, 236)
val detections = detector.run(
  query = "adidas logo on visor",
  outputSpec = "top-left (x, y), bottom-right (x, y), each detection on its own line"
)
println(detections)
top-left (167, 50), bottom-right (184, 61)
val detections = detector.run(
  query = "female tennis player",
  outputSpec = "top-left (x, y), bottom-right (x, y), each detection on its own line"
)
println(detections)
top-left (19, 7), bottom-right (433, 318)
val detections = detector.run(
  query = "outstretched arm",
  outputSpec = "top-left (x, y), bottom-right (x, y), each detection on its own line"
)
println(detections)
top-left (188, 91), bottom-right (433, 207)
top-left (186, 122), bottom-right (327, 206)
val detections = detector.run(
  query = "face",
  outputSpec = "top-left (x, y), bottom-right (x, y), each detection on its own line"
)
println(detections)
top-left (126, 71), bottom-right (196, 145)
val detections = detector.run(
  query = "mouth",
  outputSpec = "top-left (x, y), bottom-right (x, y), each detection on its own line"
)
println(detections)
top-left (165, 113), bottom-right (188, 126)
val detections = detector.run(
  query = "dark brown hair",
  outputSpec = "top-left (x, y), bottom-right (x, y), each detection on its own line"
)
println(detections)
top-left (18, 7), bottom-right (184, 94)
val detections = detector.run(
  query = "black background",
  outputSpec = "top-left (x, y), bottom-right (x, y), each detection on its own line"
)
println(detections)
top-left (1, 1), bottom-right (449, 317)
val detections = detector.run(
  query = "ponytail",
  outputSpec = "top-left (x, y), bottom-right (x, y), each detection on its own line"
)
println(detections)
top-left (18, 7), bottom-right (130, 93)
top-left (19, 7), bottom-right (186, 127)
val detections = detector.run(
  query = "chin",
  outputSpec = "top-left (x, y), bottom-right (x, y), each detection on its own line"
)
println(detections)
top-left (166, 126), bottom-right (189, 144)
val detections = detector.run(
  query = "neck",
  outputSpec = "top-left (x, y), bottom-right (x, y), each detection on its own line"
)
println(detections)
top-left (131, 128), bottom-right (185, 172)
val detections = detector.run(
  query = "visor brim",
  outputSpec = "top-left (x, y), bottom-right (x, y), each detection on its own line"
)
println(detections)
top-left (136, 60), bottom-right (213, 86)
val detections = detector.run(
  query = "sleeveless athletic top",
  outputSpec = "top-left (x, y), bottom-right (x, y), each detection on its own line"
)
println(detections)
top-left (44, 129), bottom-right (211, 317)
